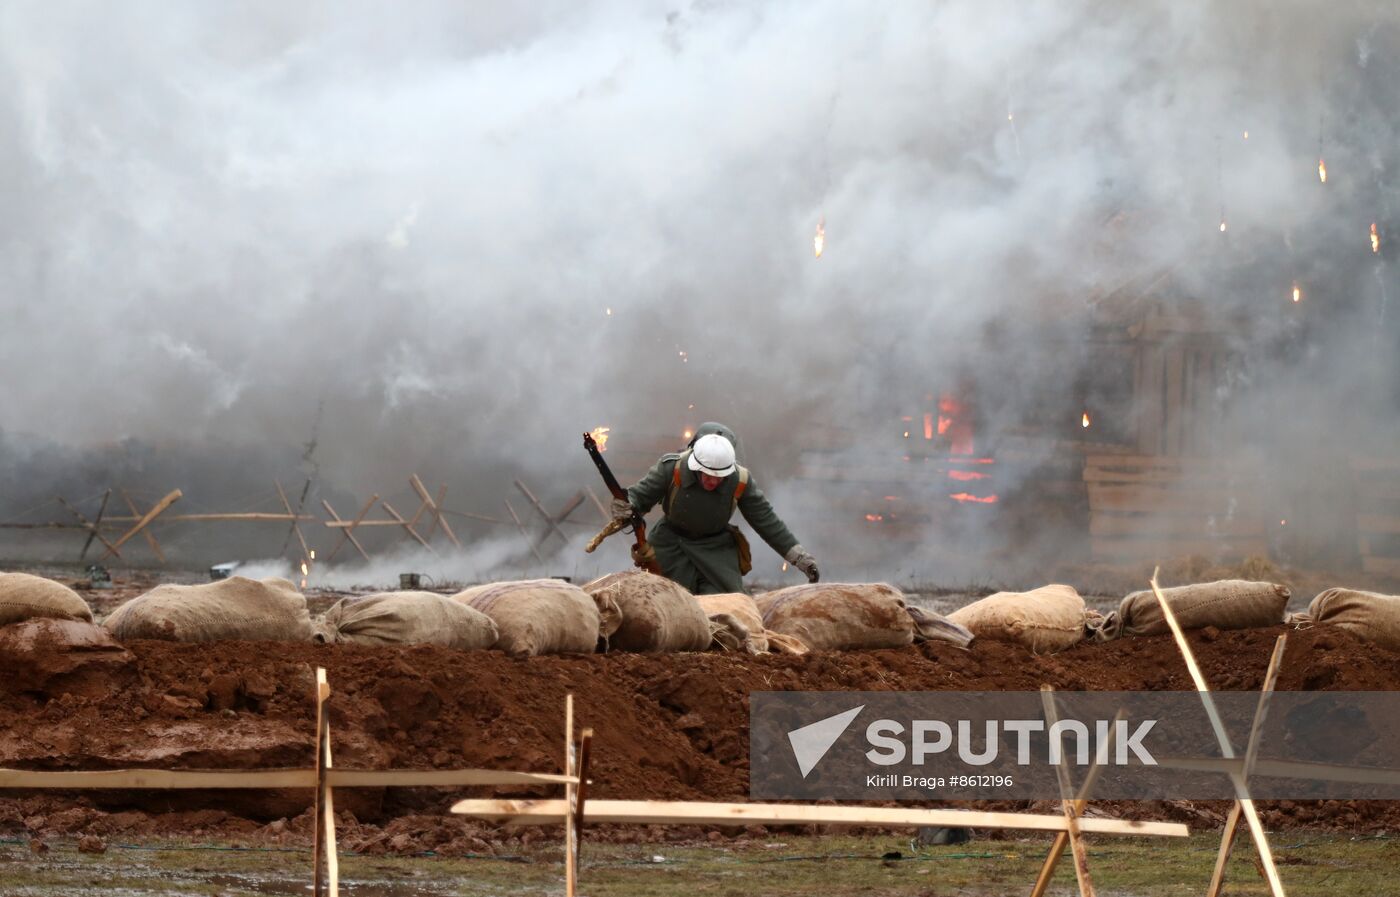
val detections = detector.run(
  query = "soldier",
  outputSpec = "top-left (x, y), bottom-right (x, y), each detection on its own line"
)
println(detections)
top-left (611, 422), bottom-right (819, 594)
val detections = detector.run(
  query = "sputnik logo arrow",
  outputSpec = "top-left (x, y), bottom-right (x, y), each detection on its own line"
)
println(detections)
top-left (787, 705), bottom-right (864, 778)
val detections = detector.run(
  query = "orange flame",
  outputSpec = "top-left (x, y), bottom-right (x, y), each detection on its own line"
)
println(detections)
top-left (1318, 158), bottom-right (1327, 183)
top-left (947, 470), bottom-right (988, 482)
top-left (949, 493), bottom-right (998, 504)
top-left (813, 217), bottom-right (825, 258)
top-left (1292, 281), bottom-right (1302, 303)
top-left (682, 428), bottom-right (693, 441)
top-left (1372, 223), bottom-right (1381, 254)
top-left (864, 513), bottom-right (884, 522)
top-left (923, 413), bottom-right (935, 440)
top-left (1082, 411), bottom-right (1091, 429)
top-left (590, 426), bottom-right (611, 452)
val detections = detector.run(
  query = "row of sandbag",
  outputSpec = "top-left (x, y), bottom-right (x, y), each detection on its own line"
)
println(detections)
top-left (944, 580), bottom-right (1294, 654)
top-left (1, 569), bottom-right (974, 657)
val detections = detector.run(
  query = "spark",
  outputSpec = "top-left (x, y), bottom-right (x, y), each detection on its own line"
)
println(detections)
top-left (683, 429), bottom-right (693, 441)
top-left (1318, 158), bottom-right (1327, 183)
top-left (605, 307), bottom-right (613, 316)
top-left (1082, 411), bottom-right (1091, 429)
top-left (1292, 281), bottom-right (1303, 303)
top-left (813, 217), bottom-right (825, 258)
top-left (1219, 218), bottom-right (1228, 233)
top-left (1372, 223), bottom-right (1381, 254)
top-left (1243, 130), bottom-right (1249, 140)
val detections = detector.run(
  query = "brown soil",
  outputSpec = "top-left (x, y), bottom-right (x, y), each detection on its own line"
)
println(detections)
top-left (2, 618), bottom-right (1400, 855)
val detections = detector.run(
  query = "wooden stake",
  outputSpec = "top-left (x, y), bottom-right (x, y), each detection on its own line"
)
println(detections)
top-left (117, 489), bottom-right (168, 562)
top-left (381, 500), bottom-right (434, 552)
top-left (59, 494), bottom-right (123, 561)
top-left (276, 481), bottom-right (312, 563)
top-left (585, 486), bottom-right (611, 522)
top-left (575, 728), bottom-right (593, 864)
top-left (564, 694), bottom-right (577, 897)
top-left (533, 492), bottom-right (587, 551)
top-left (78, 490), bottom-right (112, 559)
top-left (411, 475), bottom-right (461, 547)
top-left (320, 499), bottom-right (371, 562)
top-left (420, 484), bottom-right (448, 541)
top-left (504, 499), bottom-right (545, 566)
top-left (1207, 634), bottom-right (1288, 897)
top-left (105, 489), bottom-right (181, 560)
top-left (1039, 686), bottom-right (1095, 897)
top-left (312, 668), bottom-right (330, 897)
top-left (515, 480), bottom-right (569, 546)
top-left (1150, 571), bottom-right (1287, 897)
top-left (1030, 709), bottom-right (1126, 897)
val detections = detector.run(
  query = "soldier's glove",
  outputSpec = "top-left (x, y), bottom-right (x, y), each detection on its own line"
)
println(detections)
top-left (631, 540), bottom-right (657, 568)
top-left (610, 498), bottom-right (635, 524)
top-left (785, 544), bottom-right (820, 583)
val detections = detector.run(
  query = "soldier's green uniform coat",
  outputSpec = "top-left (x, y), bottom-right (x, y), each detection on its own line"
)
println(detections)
top-left (627, 424), bottom-right (798, 595)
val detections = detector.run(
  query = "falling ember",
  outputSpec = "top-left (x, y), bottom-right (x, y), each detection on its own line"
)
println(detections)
top-left (605, 307), bottom-right (613, 316)
top-left (782, 562), bottom-right (788, 571)
top-left (589, 426), bottom-right (611, 452)
top-left (864, 513), bottom-right (884, 522)
top-left (1318, 158), bottom-right (1327, 183)
top-left (1082, 411), bottom-right (1091, 429)
top-left (309, 550), bottom-right (316, 561)
top-left (902, 431), bottom-right (910, 439)
top-left (1219, 218), bottom-right (1228, 233)
top-left (813, 217), bottom-right (825, 258)
top-left (1243, 130), bottom-right (1249, 139)
top-left (1372, 223), bottom-right (1381, 254)
top-left (1292, 281), bottom-right (1302, 303)
top-left (1280, 519), bottom-right (1287, 526)
top-left (683, 429), bottom-right (693, 441)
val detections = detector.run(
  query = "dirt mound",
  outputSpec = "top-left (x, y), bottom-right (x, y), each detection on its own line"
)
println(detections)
top-left (3, 621), bottom-right (1400, 850)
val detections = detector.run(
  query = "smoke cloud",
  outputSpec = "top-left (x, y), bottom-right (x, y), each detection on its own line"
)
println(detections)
top-left (2, 2), bottom-right (1397, 582)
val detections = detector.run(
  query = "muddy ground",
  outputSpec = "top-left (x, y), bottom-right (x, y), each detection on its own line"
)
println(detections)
top-left (2, 607), bottom-right (1400, 856)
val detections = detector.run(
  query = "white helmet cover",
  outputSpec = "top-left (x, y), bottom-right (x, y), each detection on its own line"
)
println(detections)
top-left (687, 433), bottom-right (737, 477)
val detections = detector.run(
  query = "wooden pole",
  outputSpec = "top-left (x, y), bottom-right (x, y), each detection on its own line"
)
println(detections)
top-left (1206, 634), bottom-right (1288, 897)
top-left (78, 490), bottom-right (112, 559)
top-left (533, 492), bottom-right (586, 551)
top-left (313, 668), bottom-right (329, 897)
top-left (323, 494), bottom-right (378, 562)
top-left (420, 484), bottom-right (448, 541)
top-left (575, 728), bottom-right (593, 864)
top-left (411, 475), bottom-right (461, 547)
top-left (1039, 686), bottom-right (1096, 897)
top-left (105, 489), bottom-right (181, 560)
top-left (515, 480), bottom-right (569, 545)
top-left (276, 481), bottom-right (312, 563)
top-left (1029, 710), bottom-right (1125, 897)
top-left (320, 500), bottom-right (371, 563)
top-left (585, 486), bottom-right (611, 523)
top-left (564, 694), bottom-right (577, 897)
top-left (504, 500), bottom-right (545, 566)
top-left (118, 489), bottom-right (168, 563)
top-left (381, 501), bottom-right (433, 552)
top-left (58, 495), bottom-right (123, 561)
top-left (1150, 571), bottom-right (1287, 897)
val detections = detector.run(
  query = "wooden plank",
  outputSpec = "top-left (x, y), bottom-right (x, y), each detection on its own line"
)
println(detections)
top-left (0, 768), bottom-right (318, 789)
top-left (313, 668), bottom-right (329, 897)
top-left (1091, 537), bottom-right (1269, 561)
top-left (276, 481), bottom-right (312, 563)
top-left (451, 800), bottom-right (1190, 838)
top-left (0, 767), bottom-right (577, 789)
top-left (1207, 803), bottom-right (1244, 897)
top-left (1357, 514), bottom-right (1400, 535)
top-left (1362, 556), bottom-right (1400, 577)
top-left (1089, 514), bottom-right (1266, 538)
top-left (420, 484), bottom-right (449, 541)
top-left (104, 490), bottom-right (181, 559)
top-left (1088, 484), bottom-right (1260, 515)
top-left (1149, 574), bottom-right (1287, 897)
top-left (1164, 346), bottom-right (1185, 457)
top-left (564, 694), bottom-right (577, 897)
top-left (1030, 710), bottom-right (1125, 897)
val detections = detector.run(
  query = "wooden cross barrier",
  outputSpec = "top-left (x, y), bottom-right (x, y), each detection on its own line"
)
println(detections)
top-left (1150, 571), bottom-right (1287, 897)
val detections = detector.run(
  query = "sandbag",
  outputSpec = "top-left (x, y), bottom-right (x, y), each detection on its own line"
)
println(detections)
top-left (760, 583), bottom-right (915, 651)
top-left (454, 579), bottom-right (602, 656)
top-left (948, 584), bottom-right (1087, 654)
top-left (314, 591), bottom-right (498, 649)
top-left (102, 576), bottom-right (312, 643)
top-left (584, 571), bottom-right (712, 653)
top-left (697, 593), bottom-right (769, 653)
top-left (1097, 579), bottom-right (1290, 642)
top-left (0, 573), bottom-right (94, 626)
top-left (906, 605), bottom-right (976, 648)
top-left (1301, 589), bottom-right (1400, 650)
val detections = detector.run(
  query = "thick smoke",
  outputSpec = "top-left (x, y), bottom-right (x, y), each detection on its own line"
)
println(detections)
top-left (2, 3), bottom-right (1397, 582)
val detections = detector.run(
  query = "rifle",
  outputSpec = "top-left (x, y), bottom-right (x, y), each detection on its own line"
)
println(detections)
top-left (582, 432), bottom-right (662, 574)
